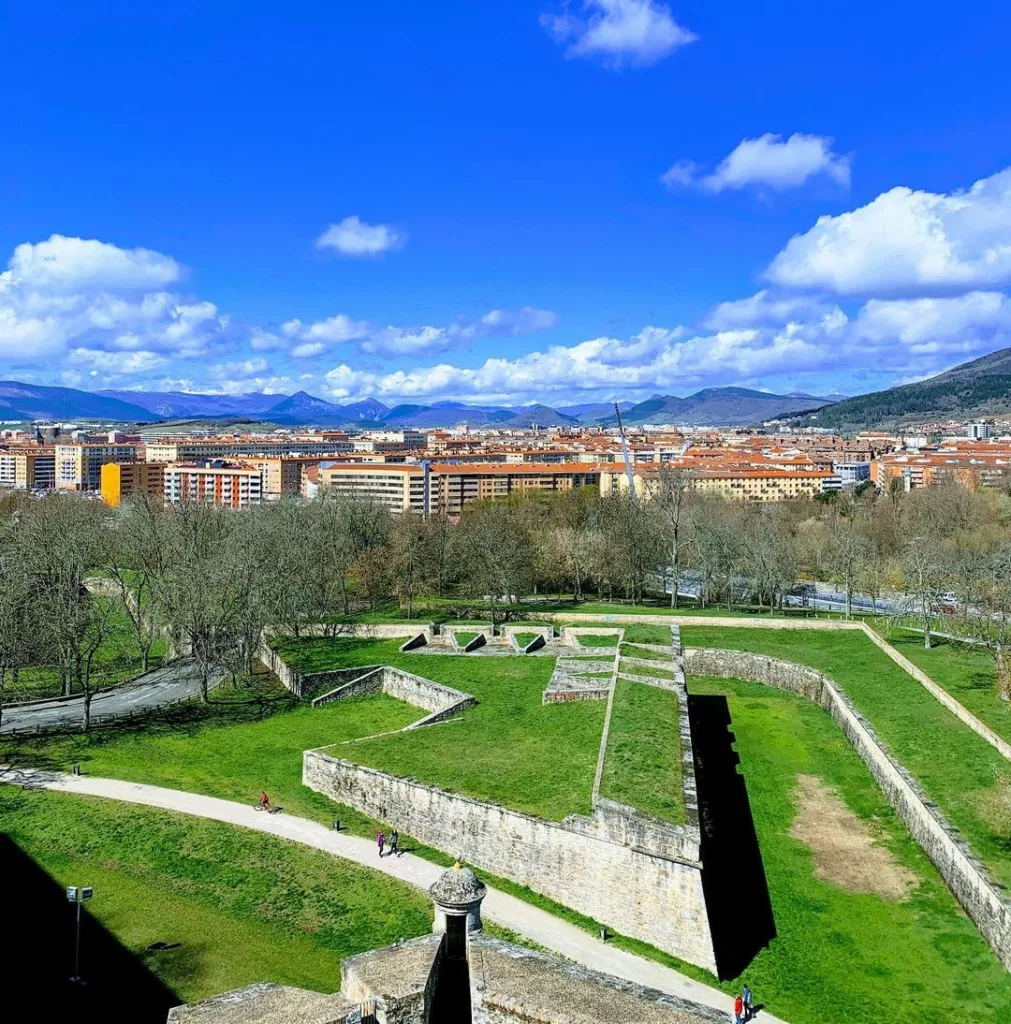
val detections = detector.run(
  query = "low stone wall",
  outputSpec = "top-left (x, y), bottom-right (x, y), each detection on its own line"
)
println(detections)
top-left (685, 646), bottom-right (1011, 972)
top-left (304, 751), bottom-right (717, 972)
top-left (542, 686), bottom-right (610, 704)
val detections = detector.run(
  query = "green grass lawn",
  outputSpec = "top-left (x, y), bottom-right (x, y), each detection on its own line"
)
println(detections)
top-left (682, 625), bottom-right (1011, 890)
top-left (286, 638), bottom-right (604, 821)
top-left (453, 631), bottom-right (480, 646)
top-left (0, 786), bottom-right (433, 1004)
top-left (513, 632), bottom-right (541, 647)
top-left (620, 659), bottom-right (677, 680)
top-left (621, 642), bottom-right (672, 662)
top-left (599, 680), bottom-right (684, 825)
top-left (681, 675), bottom-right (1011, 1024)
top-left (574, 633), bottom-right (619, 648)
top-left (3, 683), bottom-right (421, 836)
top-left (880, 629), bottom-right (1011, 745)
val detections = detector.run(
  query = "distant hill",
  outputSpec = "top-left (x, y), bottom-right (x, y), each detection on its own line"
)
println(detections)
top-left (382, 402), bottom-right (514, 429)
top-left (557, 401), bottom-right (633, 423)
top-left (265, 391), bottom-right (352, 424)
top-left (100, 390), bottom-right (282, 419)
top-left (499, 404), bottom-right (580, 429)
top-left (795, 347), bottom-right (1011, 430)
top-left (0, 381), bottom-right (153, 422)
top-left (598, 387), bottom-right (834, 427)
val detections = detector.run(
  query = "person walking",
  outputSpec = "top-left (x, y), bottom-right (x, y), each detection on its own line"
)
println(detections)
top-left (733, 993), bottom-right (744, 1024)
top-left (742, 983), bottom-right (753, 1021)
top-left (390, 830), bottom-right (399, 857)
top-left (377, 831), bottom-right (385, 857)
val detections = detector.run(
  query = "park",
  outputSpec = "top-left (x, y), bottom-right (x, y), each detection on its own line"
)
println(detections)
top-left (5, 487), bottom-right (1011, 1021)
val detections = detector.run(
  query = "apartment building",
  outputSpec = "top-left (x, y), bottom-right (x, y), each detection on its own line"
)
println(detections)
top-left (0, 449), bottom-right (56, 490)
top-left (162, 462), bottom-right (263, 507)
top-left (249, 457), bottom-right (317, 499)
top-left (145, 438), bottom-right (351, 463)
top-left (605, 465), bottom-right (838, 501)
top-left (100, 461), bottom-right (166, 507)
top-left (318, 461), bottom-right (603, 514)
top-left (54, 443), bottom-right (143, 491)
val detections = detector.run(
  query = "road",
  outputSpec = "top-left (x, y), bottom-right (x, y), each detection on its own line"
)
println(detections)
top-left (0, 660), bottom-right (209, 735)
top-left (0, 769), bottom-right (787, 1022)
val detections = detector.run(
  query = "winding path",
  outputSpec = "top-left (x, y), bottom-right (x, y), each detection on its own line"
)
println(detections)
top-left (0, 660), bottom-right (209, 736)
top-left (1, 767), bottom-right (783, 1023)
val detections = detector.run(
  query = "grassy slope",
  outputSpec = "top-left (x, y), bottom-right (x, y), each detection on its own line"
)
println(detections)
top-left (5, 686), bottom-right (421, 834)
top-left (599, 680), bottom-right (684, 825)
top-left (278, 638), bottom-right (604, 821)
top-left (682, 625), bottom-right (1011, 889)
top-left (0, 786), bottom-right (432, 1004)
top-left (686, 675), bottom-right (1011, 1024)
top-left (882, 630), bottom-right (1011, 745)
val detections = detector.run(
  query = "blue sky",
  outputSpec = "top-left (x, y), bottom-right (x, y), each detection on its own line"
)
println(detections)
top-left (2, 0), bottom-right (1010, 406)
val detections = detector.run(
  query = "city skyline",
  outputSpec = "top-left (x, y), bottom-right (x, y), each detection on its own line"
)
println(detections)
top-left (2, 1), bottom-right (1010, 404)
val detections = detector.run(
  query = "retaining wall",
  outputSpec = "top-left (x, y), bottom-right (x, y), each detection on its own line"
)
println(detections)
top-left (303, 751), bottom-right (716, 972)
top-left (685, 646), bottom-right (1011, 972)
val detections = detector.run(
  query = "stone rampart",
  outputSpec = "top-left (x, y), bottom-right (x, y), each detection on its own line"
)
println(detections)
top-left (303, 751), bottom-right (717, 972)
top-left (685, 646), bottom-right (1011, 972)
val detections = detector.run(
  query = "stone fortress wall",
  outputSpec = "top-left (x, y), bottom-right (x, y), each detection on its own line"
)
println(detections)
top-left (303, 623), bottom-right (718, 972)
top-left (685, 646), bottom-right (1011, 972)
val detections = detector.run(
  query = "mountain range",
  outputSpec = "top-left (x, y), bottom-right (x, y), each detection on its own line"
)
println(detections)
top-left (794, 347), bottom-right (1011, 430)
top-left (0, 381), bottom-right (840, 428)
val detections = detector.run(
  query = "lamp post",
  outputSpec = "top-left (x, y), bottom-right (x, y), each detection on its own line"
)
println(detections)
top-left (66, 885), bottom-right (93, 983)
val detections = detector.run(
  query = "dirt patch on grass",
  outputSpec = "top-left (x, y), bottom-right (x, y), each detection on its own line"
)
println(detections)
top-left (790, 774), bottom-right (916, 901)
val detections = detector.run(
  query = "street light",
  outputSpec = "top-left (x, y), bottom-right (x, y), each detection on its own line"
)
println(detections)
top-left (66, 885), bottom-right (93, 983)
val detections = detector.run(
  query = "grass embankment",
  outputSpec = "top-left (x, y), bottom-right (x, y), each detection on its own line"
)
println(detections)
top-left (453, 631), bottom-right (480, 646)
top-left (881, 630), bottom-right (1011, 745)
top-left (683, 625), bottom-right (1011, 890)
top-left (598, 680), bottom-right (683, 825)
top-left (574, 633), bottom-right (619, 648)
top-left (278, 638), bottom-right (604, 821)
top-left (621, 642), bottom-right (671, 661)
top-left (513, 632), bottom-right (541, 648)
top-left (0, 786), bottom-right (432, 1004)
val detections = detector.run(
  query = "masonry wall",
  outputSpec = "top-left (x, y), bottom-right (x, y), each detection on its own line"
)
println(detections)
top-left (303, 751), bottom-right (717, 972)
top-left (685, 646), bottom-right (1011, 972)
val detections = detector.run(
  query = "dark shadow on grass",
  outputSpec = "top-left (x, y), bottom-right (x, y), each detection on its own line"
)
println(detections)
top-left (0, 833), bottom-right (180, 1022)
top-left (688, 691), bottom-right (776, 980)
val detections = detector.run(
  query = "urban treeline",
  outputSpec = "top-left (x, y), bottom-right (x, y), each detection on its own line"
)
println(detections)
top-left (5, 469), bottom-right (1011, 729)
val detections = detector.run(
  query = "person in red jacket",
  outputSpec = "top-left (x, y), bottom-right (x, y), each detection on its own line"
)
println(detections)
top-left (734, 994), bottom-right (744, 1024)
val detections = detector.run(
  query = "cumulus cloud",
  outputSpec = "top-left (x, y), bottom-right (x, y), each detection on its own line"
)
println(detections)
top-left (766, 165), bottom-right (1011, 295)
top-left (0, 234), bottom-right (229, 364)
top-left (704, 290), bottom-right (841, 331)
top-left (282, 306), bottom-right (558, 359)
top-left (315, 216), bottom-right (406, 257)
top-left (541, 0), bottom-right (697, 68)
top-left (662, 133), bottom-right (851, 194)
top-left (317, 288), bottom-right (1011, 404)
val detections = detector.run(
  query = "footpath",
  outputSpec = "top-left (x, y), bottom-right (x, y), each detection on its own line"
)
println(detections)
top-left (1, 768), bottom-right (785, 1023)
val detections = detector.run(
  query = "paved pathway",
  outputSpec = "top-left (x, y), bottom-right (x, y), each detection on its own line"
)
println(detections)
top-left (0, 660), bottom-right (209, 735)
top-left (1, 768), bottom-right (784, 1023)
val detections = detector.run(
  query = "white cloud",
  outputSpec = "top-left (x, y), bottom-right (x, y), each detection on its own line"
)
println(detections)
top-left (66, 348), bottom-right (169, 375)
top-left (3, 234), bottom-right (182, 292)
top-left (208, 357), bottom-right (270, 379)
top-left (0, 234), bottom-right (228, 363)
top-left (315, 216), bottom-right (406, 257)
top-left (766, 165), bottom-right (1011, 295)
top-left (663, 133), bottom-right (851, 194)
top-left (282, 306), bottom-right (558, 358)
top-left (319, 288), bottom-right (1011, 405)
top-left (704, 290), bottom-right (840, 330)
top-left (541, 0), bottom-right (697, 68)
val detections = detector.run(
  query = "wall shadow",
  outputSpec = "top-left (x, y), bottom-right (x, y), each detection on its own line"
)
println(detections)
top-left (0, 833), bottom-right (180, 1023)
top-left (687, 692), bottom-right (776, 980)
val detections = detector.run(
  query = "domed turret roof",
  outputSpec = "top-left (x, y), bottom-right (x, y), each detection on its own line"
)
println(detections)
top-left (429, 864), bottom-right (487, 907)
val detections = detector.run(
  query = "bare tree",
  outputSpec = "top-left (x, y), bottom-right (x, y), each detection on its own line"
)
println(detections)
top-left (391, 511), bottom-right (434, 619)
top-left (902, 540), bottom-right (948, 649)
top-left (952, 545), bottom-right (1011, 700)
top-left (647, 465), bottom-right (694, 609)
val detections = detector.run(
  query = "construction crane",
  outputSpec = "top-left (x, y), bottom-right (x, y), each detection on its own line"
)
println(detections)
top-left (614, 401), bottom-right (638, 501)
